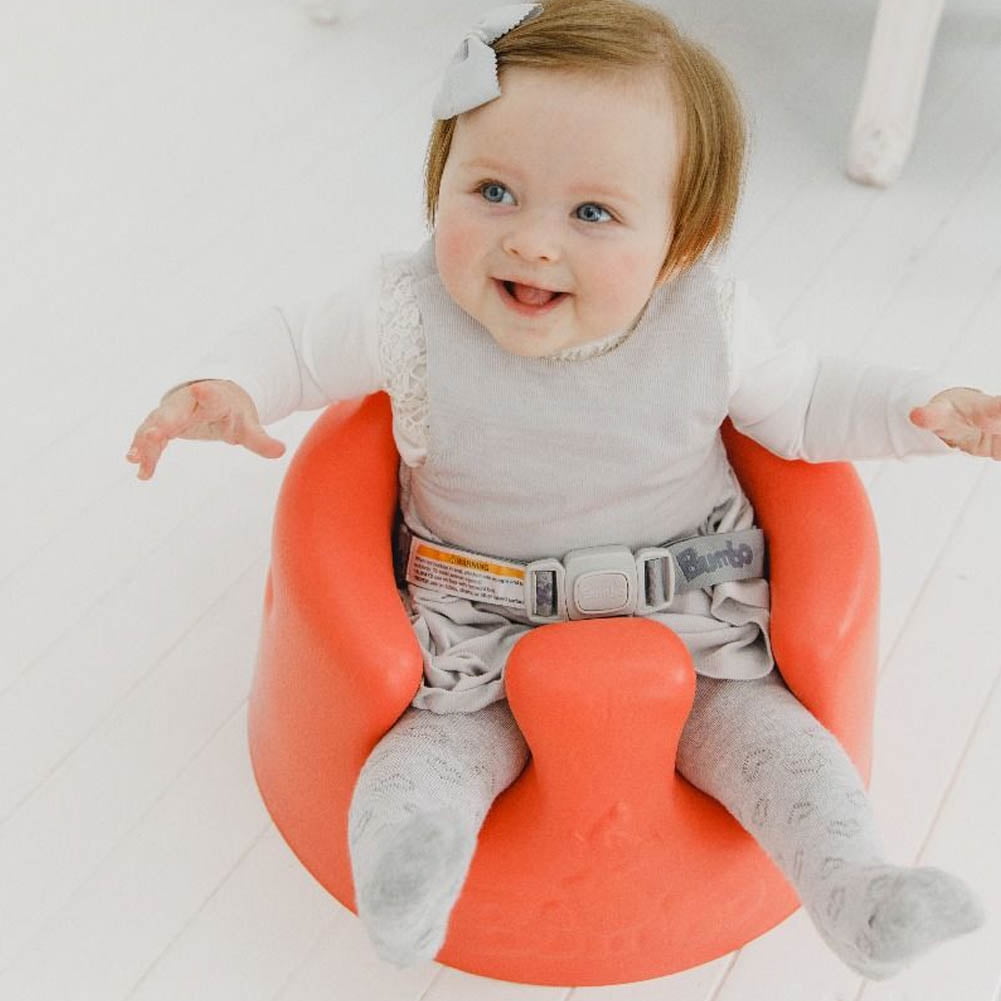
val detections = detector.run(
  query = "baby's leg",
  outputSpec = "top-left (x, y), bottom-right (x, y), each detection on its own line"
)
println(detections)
top-left (676, 671), bottom-right (984, 979)
top-left (347, 700), bottom-right (529, 967)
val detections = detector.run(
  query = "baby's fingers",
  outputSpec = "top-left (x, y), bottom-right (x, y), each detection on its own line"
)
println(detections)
top-left (126, 426), bottom-right (169, 479)
top-left (909, 390), bottom-right (1001, 459)
top-left (187, 382), bottom-right (284, 458)
top-left (909, 399), bottom-right (956, 432)
top-left (240, 422), bottom-right (286, 460)
top-left (126, 390), bottom-right (199, 478)
top-left (966, 393), bottom-right (1001, 432)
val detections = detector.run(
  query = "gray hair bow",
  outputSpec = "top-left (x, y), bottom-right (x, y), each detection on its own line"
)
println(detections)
top-left (431, 3), bottom-right (542, 120)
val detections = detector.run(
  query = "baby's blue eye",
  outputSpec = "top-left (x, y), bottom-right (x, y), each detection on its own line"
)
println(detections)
top-left (481, 182), bottom-right (514, 204)
top-left (576, 203), bottom-right (612, 224)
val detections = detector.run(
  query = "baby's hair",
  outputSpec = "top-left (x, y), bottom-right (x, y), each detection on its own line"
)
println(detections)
top-left (424, 0), bottom-right (747, 281)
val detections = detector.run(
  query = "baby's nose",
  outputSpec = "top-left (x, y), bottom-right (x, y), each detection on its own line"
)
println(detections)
top-left (501, 214), bottom-right (561, 263)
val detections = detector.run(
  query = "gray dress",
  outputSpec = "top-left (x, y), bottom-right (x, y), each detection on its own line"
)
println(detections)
top-left (389, 241), bottom-right (772, 714)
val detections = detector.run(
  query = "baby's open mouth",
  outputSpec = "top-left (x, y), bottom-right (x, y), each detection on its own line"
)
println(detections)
top-left (500, 280), bottom-right (567, 309)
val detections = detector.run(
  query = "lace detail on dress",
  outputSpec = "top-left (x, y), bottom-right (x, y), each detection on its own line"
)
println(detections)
top-left (715, 271), bottom-right (736, 332)
top-left (714, 270), bottom-right (737, 380)
top-left (378, 255), bottom-right (428, 452)
top-left (546, 326), bottom-right (633, 362)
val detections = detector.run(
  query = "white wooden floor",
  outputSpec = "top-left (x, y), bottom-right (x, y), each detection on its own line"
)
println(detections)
top-left (2, 0), bottom-right (1000, 998)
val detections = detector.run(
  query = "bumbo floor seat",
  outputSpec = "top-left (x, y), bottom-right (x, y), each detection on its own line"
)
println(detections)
top-left (248, 391), bottom-right (879, 986)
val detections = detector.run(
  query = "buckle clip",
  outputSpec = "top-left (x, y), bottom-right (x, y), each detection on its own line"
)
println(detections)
top-left (563, 545), bottom-right (638, 620)
top-left (524, 558), bottom-right (566, 623)
top-left (635, 547), bottom-right (676, 613)
top-left (525, 544), bottom-right (677, 623)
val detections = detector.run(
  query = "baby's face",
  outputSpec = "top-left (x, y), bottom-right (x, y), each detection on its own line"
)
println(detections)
top-left (434, 67), bottom-right (681, 358)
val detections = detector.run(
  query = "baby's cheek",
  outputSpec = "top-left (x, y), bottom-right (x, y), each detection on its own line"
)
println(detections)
top-left (603, 253), bottom-right (659, 307)
top-left (434, 218), bottom-right (486, 310)
top-left (435, 217), bottom-right (480, 273)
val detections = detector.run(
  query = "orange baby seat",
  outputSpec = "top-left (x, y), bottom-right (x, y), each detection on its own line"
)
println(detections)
top-left (248, 391), bottom-right (879, 987)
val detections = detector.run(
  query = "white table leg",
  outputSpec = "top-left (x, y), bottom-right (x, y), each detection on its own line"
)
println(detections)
top-left (846, 0), bottom-right (946, 187)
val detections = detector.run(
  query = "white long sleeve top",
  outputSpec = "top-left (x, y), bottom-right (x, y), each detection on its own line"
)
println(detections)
top-left (174, 252), bottom-right (955, 466)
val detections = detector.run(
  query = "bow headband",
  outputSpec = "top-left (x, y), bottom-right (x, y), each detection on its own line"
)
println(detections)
top-left (431, 3), bottom-right (543, 120)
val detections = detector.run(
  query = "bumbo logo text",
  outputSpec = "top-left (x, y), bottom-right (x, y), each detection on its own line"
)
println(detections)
top-left (676, 540), bottom-right (754, 582)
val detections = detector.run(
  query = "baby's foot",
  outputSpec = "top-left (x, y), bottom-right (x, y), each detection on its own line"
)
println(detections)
top-left (354, 809), bottom-right (476, 967)
top-left (811, 864), bottom-right (985, 980)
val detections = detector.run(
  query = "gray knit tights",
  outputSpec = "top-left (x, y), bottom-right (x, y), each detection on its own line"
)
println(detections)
top-left (347, 673), bottom-right (983, 976)
top-left (347, 701), bottom-right (529, 967)
top-left (677, 670), bottom-right (983, 978)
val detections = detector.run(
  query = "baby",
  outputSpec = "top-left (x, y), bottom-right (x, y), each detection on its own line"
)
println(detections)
top-left (127, 0), bottom-right (999, 981)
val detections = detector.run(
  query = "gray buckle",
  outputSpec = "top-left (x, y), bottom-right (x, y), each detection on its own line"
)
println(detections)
top-left (635, 547), bottom-right (676, 613)
top-left (524, 558), bottom-right (566, 623)
top-left (525, 544), bottom-right (677, 623)
top-left (563, 545), bottom-right (639, 620)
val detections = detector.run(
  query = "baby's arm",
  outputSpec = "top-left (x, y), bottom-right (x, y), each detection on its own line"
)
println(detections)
top-left (126, 256), bottom-right (384, 480)
top-left (726, 284), bottom-right (1000, 462)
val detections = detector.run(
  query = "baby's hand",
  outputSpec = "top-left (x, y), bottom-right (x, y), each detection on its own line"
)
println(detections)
top-left (125, 380), bottom-right (286, 480)
top-left (909, 387), bottom-right (1001, 460)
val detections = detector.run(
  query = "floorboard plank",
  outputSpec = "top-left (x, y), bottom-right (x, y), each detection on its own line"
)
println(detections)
top-left (0, 708), bottom-right (269, 1001)
top-left (0, 561), bottom-right (264, 969)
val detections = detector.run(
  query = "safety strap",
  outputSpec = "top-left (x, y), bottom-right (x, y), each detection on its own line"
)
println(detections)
top-left (395, 522), bottom-right (766, 624)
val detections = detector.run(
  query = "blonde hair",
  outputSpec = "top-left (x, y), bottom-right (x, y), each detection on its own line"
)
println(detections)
top-left (424, 0), bottom-right (747, 282)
